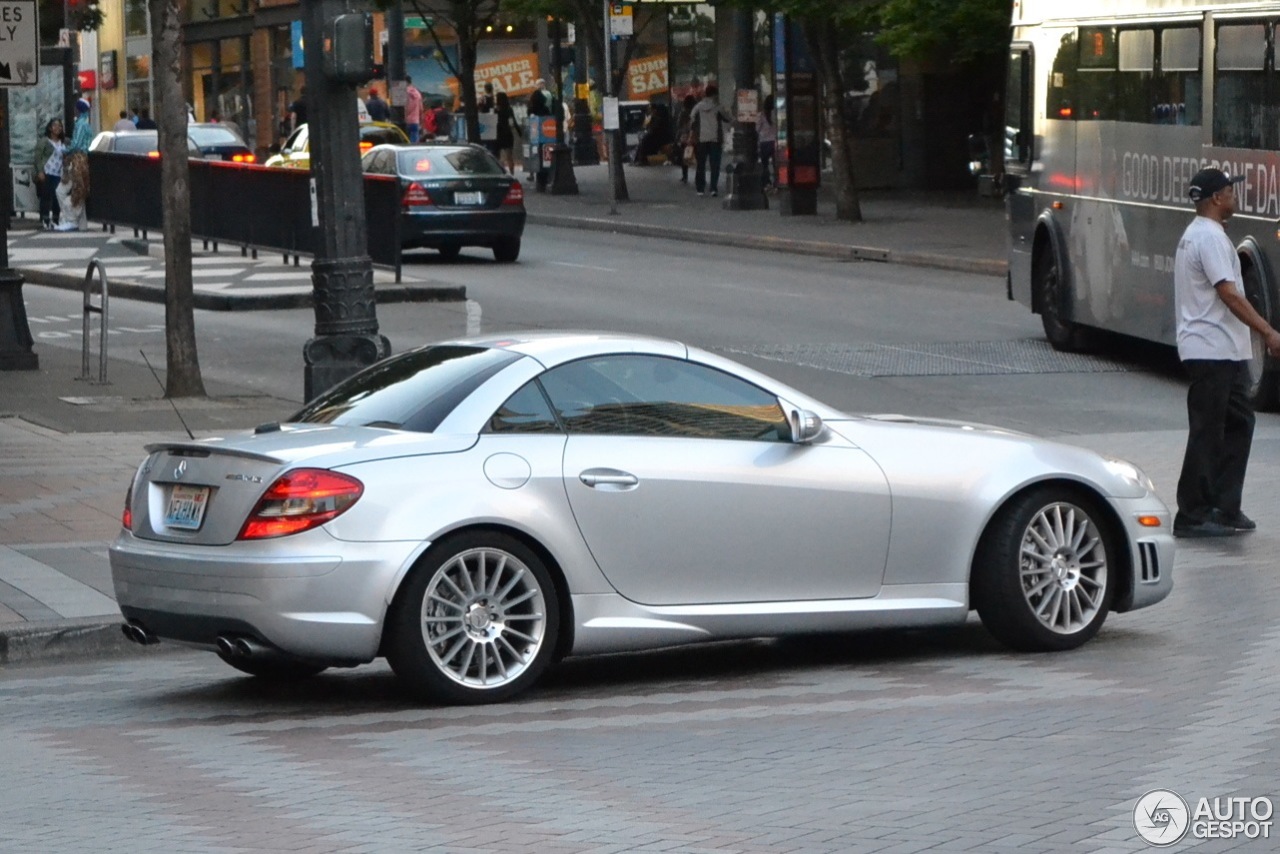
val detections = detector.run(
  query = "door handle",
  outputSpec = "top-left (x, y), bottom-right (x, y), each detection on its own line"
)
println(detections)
top-left (579, 468), bottom-right (639, 488)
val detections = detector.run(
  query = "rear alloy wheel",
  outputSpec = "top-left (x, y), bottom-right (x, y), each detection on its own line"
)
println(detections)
top-left (437, 244), bottom-right (461, 261)
top-left (973, 487), bottom-right (1116, 652)
top-left (216, 652), bottom-right (327, 680)
top-left (388, 532), bottom-right (559, 704)
top-left (492, 237), bottom-right (521, 264)
top-left (1035, 250), bottom-right (1087, 351)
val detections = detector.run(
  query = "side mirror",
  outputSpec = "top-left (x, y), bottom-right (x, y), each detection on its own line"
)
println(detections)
top-left (789, 408), bottom-right (826, 444)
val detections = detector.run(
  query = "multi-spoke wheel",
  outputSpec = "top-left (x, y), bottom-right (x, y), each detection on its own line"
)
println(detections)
top-left (973, 487), bottom-right (1117, 651)
top-left (387, 532), bottom-right (559, 704)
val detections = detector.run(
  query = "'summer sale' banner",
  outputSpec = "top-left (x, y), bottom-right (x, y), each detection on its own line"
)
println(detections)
top-left (446, 53), bottom-right (542, 101)
top-left (625, 54), bottom-right (669, 100)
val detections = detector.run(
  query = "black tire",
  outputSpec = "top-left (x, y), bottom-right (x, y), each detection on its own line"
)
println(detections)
top-left (493, 237), bottom-right (521, 264)
top-left (216, 652), bottom-right (327, 680)
top-left (437, 244), bottom-right (462, 261)
top-left (972, 486), bottom-right (1117, 652)
top-left (386, 531), bottom-right (560, 704)
top-left (1242, 261), bottom-right (1279, 410)
top-left (1034, 249), bottom-right (1087, 352)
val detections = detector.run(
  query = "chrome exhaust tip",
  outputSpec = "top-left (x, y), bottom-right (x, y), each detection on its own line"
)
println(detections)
top-left (215, 635), bottom-right (239, 657)
top-left (233, 637), bottom-right (268, 658)
top-left (121, 623), bottom-right (159, 646)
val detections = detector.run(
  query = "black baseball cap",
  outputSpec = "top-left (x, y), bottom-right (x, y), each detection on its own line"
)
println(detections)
top-left (1188, 167), bottom-right (1244, 202)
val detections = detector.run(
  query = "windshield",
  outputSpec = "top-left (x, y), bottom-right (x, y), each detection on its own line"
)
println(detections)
top-left (189, 126), bottom-right (243, 146)
top-left (290, 346), bottom-right (522, 432)
top-left (113, 133), bottom-right (159, 154)
top-left (397, 148), bottom-right (506, 177)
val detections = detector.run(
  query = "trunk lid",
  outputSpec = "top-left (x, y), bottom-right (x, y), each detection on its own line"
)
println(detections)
top-left (128, 425), bottom-right (475, 545)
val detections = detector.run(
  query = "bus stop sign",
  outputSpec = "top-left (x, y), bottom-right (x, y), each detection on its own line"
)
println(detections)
top-left (0, 1), bottom-right (38, 86)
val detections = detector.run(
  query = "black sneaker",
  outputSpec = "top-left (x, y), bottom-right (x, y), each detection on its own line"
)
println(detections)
top-left (1215, 510), bottom-right (1257, 531)
top-left (1173, 518), bottom-right (1237, 538)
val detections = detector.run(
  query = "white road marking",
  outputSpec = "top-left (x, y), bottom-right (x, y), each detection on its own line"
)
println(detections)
top-left (549, 261), bottom-right (618, 272)
top-left (466, 299), bottom-right (482, 335)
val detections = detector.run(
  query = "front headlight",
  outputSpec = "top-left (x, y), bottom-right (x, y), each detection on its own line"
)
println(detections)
top-left (1105, 457), bottom-right (1156, 494)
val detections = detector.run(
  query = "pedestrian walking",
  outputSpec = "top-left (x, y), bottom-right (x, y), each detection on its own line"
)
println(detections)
top-left (494, 91), bottom-right (521, 174)
top-left (757, 99), bottom-right (777, 188)
top-left (673, 94), bottom-right (696, 184)
top-left (689, 84), bottom-right (732, 197)
top-left (288, 87), bottom-right (308, 132)
top-left (34, 118), bottom-right (65, 230)
top-left (478, 82), bottom-right (495, 113)
top-left (528, 79), bottom-right (554, 117)
top-left (54, 99), bottom-right (93, 232)
top-left (1172, 167), bottom-right (1280, 537)
top-left (405, 77), bottom-right (423, 142)
top-left (112, 110), bottom-right (134, 132)
top-left (366, 87), bottom-right (390, 122)
top-left (135, 108), bottom-right (157, 130)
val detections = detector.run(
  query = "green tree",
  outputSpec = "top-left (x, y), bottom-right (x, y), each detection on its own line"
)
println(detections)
top-left (401, 1), bottom-right (502, 144)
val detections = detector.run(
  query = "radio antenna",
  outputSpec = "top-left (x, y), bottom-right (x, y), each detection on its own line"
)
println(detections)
top-left (139, 349), bottom-right (195, 440)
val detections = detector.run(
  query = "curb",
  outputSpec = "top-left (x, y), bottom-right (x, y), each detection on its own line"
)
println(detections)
top-left (18, 267), bottom-right (466, 311)
top-left (526, 212), bottom-right (1008, 277)
top-left (0, 617), bottom-right (154, 666)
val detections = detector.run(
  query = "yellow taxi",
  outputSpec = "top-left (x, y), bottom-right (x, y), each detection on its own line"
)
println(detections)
top-left (265, 121), bottom-right (409, 169)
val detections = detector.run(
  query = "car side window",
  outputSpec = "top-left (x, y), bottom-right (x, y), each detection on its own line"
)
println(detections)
top-left (537, 355), bottom-right (790, 441)
top-left (486, 381), bottom-right (562, 434)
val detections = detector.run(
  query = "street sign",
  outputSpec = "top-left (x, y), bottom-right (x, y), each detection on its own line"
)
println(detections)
top-left (0, 1), bottom-right (39, 86)
top-left (609, 4), bottom-right (633, 37)
top-left (405, 16), bottom-right (434, 29)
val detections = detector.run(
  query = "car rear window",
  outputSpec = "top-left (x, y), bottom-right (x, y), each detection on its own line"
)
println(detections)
top-left (361, 126), bottom-right (405, 145)
top-left (397, 148), bottom-right (506, 177)
top-left (114, 134), bottom-right (158, 154)
top-left (189, 126), bottom-right (242, 145)
top-left (290, 345), bottom-right (522, 432)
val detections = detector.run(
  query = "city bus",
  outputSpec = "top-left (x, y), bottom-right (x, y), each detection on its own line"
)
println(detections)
top-left (1003, 0), bottom-right (1280, 406)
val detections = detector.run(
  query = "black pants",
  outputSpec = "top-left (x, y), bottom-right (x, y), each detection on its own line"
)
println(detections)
top-left (38, 175), bottom-right (60, 225)
top-left (1176, 359), bottom-right (1255, 525)
top-left (695, 142), bottom-right (722, 193)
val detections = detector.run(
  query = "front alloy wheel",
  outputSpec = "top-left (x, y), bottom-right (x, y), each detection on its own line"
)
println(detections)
top-left (974, 487), bottom-right (1116, 651)
top-left (388, 533), bottom-right (559, 704)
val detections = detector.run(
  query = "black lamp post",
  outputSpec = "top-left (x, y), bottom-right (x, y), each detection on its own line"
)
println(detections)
top-left (723, 9), bottom-right (767, 211)
top-left (301, 0), bottom-right (389, 400)
top-left (571, 23), bottom-right (597, 165)
top-left (549, 16), bottom-right (578, 195)
top-left (0, 89), bottom-right (36, 371)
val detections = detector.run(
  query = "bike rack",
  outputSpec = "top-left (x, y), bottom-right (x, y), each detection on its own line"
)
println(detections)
top-left (79, 258), bottom-right (110, 384)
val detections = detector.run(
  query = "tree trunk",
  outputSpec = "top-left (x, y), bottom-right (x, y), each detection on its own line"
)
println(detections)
top-left (150, 0), bottom-right (205, 397)
top-left (804, 22), bottom-right (862, 223)
top-left (456, 9), bottom-right (480, 142)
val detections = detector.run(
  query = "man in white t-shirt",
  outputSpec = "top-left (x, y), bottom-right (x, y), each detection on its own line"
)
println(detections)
top-left (1173, 167), bottom-right (1280, 537)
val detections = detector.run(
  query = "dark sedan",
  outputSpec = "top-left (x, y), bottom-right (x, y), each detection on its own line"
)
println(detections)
top-left (89, 124), bottom-right (254, 162)
top-left (361, 143), bottom-right (526, 263)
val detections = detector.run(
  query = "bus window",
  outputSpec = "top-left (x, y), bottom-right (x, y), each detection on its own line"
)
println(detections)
top-left (1048, 31), bottom-right (1078, 120)
top-left (1117, 29), bottom-right (1155, 122)
top-left (1158, 27), bottom-right (1202, 125)
top-left (1077, 27), bottom-right (1118, 120)
top-left (1005, 47), bottom-right (1032, 166)
top-left (1214, 23), bottom-right (1272, 149)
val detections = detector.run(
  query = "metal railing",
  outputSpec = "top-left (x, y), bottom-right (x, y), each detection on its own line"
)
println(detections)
top-left (79, 258), bottom-right (109, 384)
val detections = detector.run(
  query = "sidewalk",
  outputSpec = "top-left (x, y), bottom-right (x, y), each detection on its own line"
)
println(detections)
top-left (520, 162), bottom-right (1008, 276)
top-left (0, 173), bottom-right (1008, 667)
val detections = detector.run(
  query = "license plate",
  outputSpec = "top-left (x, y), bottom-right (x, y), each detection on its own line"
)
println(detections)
top-left (164, 484), bottom-right (210, 530)
top-left (454, 191), bottom-right (483, 205)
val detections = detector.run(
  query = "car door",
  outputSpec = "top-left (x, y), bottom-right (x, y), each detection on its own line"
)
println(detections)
top-left (539, 354), bottom-right (891, 606)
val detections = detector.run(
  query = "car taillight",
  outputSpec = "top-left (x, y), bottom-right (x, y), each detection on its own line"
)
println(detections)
top-left (359, 141), bottom-right (373, 153)
top-left (402, 182), bottom-right (433, 209)
top-left (503, 181), bottom-right (524, 205)
top-left (232, 154), bottom-right (255, 163)
top-left (147, 151), bottom-right (160, 158)
top-left (237, 469), bottom-right (363, 540)
top-left (122, 484), bottom-right (133, 530)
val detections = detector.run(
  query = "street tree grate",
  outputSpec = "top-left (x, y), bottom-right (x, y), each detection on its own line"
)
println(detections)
top-left (723, 340), bottom-right (1138, 378)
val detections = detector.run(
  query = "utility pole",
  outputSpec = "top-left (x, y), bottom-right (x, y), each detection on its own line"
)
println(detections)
top-left (386, 0), bottom-right (406, 131)
top-left (301, 0), bottom-right (390, 400)
top-left (723, 9), bottom-right (767, 211)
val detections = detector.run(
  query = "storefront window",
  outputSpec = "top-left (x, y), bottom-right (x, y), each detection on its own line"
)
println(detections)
top-left (125, 0), bottom-right (148, 38)
top-left (668, 3), bottom-right (716, 101)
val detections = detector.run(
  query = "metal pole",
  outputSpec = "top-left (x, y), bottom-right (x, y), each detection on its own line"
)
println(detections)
top-left (550, 16), bottom-right (578, 195)
top-left (0, 87), bottom-right (37, 371)
top-left (387, 1), bottom-right (406, 131)
top-left (602, 0), bottom-right (617, 215)
top-left (723, 9), bottom-right (767, 211)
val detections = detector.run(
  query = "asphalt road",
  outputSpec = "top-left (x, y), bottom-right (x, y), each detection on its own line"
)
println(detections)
top-left (9, 224), bottom-right (1280, 853)
top-left (21, 223), bottom-right (1193, 437)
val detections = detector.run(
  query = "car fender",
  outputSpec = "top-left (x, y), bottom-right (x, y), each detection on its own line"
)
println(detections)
top-left (827, 419), bottom-right (1143, 590)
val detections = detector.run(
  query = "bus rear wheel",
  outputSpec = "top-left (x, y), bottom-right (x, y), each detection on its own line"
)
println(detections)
top-left (1242, 261), bottom-right (1279, 410)
top-left (1035, 251), bottom-right (1087, 352)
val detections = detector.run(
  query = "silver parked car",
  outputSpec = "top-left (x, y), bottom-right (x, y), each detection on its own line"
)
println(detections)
top-left (110, 333), bottom-right (1174, 704)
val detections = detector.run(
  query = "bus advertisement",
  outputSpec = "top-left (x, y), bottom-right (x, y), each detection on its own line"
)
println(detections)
top-left (1002, 0), bottom-right (1280, 407)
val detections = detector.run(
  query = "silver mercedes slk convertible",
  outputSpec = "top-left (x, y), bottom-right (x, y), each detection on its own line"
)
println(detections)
top-left (110, 332), bottom-right (1174, 703)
